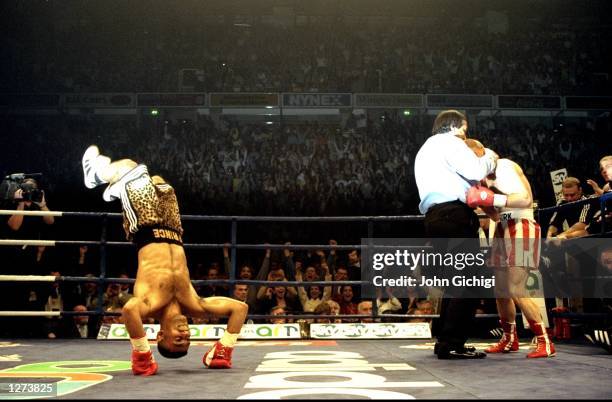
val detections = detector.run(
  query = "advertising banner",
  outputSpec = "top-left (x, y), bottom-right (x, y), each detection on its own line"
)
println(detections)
top-left (99, 323), bottom-right (301, 340)
top-left (310, 323), bottom-right (431, 339)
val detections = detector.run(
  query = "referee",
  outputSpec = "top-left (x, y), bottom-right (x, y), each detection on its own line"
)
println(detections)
top-left (414, 110), bottom-right (498, 360)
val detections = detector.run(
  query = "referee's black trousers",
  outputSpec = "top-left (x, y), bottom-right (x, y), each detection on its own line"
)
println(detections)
top-left (424, 200), bottom-right (481, 353)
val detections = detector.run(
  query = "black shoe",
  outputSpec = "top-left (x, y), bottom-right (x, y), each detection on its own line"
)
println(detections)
top-left (435, 343), bottom-right (476, 355)
top-left (438, 349), bottom-right (486, 360)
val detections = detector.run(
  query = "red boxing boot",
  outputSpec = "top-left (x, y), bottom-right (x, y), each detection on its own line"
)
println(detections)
top-left (527, 336), bottom-right (556, 358)
top-left (203, 341), bottom-right (233, 369)
top-left (527, 321), bottom-right (556, 358)
top-left (131, 350), bottom-right (158, 376)
top-left (485, 321), bottom-right (519, 353)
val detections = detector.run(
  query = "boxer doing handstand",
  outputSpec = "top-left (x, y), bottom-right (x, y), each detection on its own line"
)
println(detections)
top-left (465, 139), bottom-right (555, 358)
top-left (82, 145), bottom-right (248, 375)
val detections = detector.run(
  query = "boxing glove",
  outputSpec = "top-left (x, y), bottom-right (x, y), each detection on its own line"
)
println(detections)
top-left (466, 185), bottom-right (507, 208)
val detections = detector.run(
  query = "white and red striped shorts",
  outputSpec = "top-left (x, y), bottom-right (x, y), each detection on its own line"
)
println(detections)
top-left (490, 218), bottom-right (541, 270)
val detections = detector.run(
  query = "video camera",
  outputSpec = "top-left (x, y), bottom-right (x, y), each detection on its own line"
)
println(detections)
top-left (0, 173), bottom-right (44, 203)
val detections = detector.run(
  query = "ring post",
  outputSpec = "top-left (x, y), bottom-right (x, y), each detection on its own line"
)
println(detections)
top-left (367, 218), bottom-right (378, 320)
top-left (96, 214), bottom-right (108, 316)
top-left (601, 192), bottom-right (612, 234)
top-left (230, 218), bottom-right (237, 283)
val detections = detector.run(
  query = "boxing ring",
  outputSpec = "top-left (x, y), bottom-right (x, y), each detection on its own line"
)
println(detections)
top-left (0, 338), bottom-right (610, 399)
top-left (0, 204), bottom-right (611, 399)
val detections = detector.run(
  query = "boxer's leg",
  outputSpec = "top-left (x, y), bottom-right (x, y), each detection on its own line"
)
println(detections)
top-left (198, 296), bottom-right (249, 368)
top-left (83, 145), bottom-right (138, 188)
top-left (485, 268), bottom-right (519, 353)
top-left (511, 267), bottom-right (556, 358)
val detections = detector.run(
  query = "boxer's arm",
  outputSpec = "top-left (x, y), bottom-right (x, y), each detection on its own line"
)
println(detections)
top-left (122, 297), bottom-right (151, 340)
top-left (184, 284), bottom-right (248, 319)
top-left (505, 163), bottom-right (532, 208)
top-left (193, 296), bottom-right (249, 334)
top-left (493, 161), bottom-right (533, 209)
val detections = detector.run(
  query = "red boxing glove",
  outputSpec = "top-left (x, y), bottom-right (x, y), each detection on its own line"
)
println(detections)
top-left (131, 350), bottom-right (158, 376)
top-left (466, 185), bottom-right (507, 209)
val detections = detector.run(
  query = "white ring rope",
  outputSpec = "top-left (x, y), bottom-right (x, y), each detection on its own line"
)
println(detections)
top-left (0, 209), bottom-right (63, 217)
top-left (0, 311), bottom-right (61, 317)
top-left (0, 240), bottom-right (57, 247)
top-left (0, 275), bottom-right (58, 282)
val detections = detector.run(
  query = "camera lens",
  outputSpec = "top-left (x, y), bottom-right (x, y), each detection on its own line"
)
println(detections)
top-left (31, 189), bottom-right (43, 203)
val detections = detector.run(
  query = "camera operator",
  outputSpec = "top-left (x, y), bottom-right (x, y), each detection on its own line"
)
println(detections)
top-left (0, 177), bottom-right (54, 336)
top-left (6, 178), bottom-right (54, 232)
top-left (3, 178), bottom-right (54, 274)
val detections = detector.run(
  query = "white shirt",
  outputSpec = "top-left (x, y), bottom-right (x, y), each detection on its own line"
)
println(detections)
top-left (415, 133), bottom-right (496, 214)
top-left (376, 297), bottom-right (402, 314)
top-left (77, 324), bottom-right (88, 338)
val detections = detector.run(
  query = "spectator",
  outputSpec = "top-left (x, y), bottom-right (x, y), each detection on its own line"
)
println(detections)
top-left (296, 260), bottom-right (332, 313)
top-left (80, 274), bottom-right (100, 311)
top-left (326, 300), bottom-right (342, 323)
top-left (546, 177), bottom-right (594, 240)
top-left (43, 270), bottom-right (64, 339)
top-left (586, 155), bottom-right (612, 196)
top-left (200, 264), bottom-right (227, 297)
top-left (232, 284), bottom-right (249, 303)
top-left (257, 285), bottom-right (301, 317)
top-left (332, 265), bottom-right (350, 300)
top-left (238, 264), bottom-right (254, 280)
top-left (269, 306), bottom-right (289, 324)
top-left (101, 306), bottom-right (124, 326)
top-left (90, 283), bottom-right (130, 311)
top-left (117, 273), bottom-right (133, 300)
top-left (255, 244), bottom-right (298, 302)
top-left (346, 249), bottom-right (361, 281)
top-left (313, 301), bottom-right (332, 323)
top-left (222, 242), bottom-right (255, 282)
top-left (376, 288), bottom-right (403, 317)
top-left (63, 304), bottom-right (96, 339)
top-left (408, 300), bottom-right (435, 323)
top-left (71, 245), bottom-right (95, 276)
top-left (336, 285), bottom-right (359, 321)
top-left (357, 300), bottom-right (374, 323)
top-left (302, 265), bottom-right (320, 282)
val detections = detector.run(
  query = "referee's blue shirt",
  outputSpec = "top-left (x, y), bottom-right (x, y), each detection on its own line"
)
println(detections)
top-left (415, 133), bottom-right (497, 214)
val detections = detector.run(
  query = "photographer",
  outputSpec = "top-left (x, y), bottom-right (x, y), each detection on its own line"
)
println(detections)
top-left (6, 178), bottom-right (54, 232)
top-left (0, 176), bottom-right (54, 336)
top-left (3, 178), bottom-right (54, 273)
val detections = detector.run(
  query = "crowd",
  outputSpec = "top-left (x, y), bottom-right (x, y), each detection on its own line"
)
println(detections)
top-left (2, 112), bottom-right (608, 218)
top-left (1, 110), bottom-right (610, 338)
top-left (2, 9), bottom-right (611, 95)
top-left (0, 235), bottom-right (441, 339)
